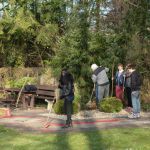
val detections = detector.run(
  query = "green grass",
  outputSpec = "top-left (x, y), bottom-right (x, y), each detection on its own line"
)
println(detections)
top-left (0, 126), bottom-right (150, 150)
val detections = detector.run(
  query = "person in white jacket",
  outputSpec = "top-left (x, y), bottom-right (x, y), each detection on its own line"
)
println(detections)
top-left (91, 64), bottom-right (110, 106)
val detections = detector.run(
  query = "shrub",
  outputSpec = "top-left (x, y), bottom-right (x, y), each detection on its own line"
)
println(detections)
top-left (5, 77), bottom-right (36, 88)
top-left (53, 100), bottom-right (79, 115)
top-left (99, 97), bottom-right (123, 113)
top-left (53, 100), bottom-right (64, 114)
top-left (13, 77), bottom-right (36, 88)
top-left (141, 102), bottom-right (150, 112)
top-left (73, 102), bottom-right (79, 114)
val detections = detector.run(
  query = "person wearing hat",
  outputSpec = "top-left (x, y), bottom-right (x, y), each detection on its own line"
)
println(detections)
top-left (91, 64), bottom-right (110, 106)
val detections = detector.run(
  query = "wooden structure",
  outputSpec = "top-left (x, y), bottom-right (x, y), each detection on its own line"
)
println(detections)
top-left (0, 88), bottom-right (19, 107)
top-left (0, 85), bottom-right (57, 109)
top-left (35, 85), bottom-right (57, 109)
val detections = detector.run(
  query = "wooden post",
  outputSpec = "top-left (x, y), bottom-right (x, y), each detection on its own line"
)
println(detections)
top-left (111, 61), bottom-right (115, 97)
top-left (15, 74), bottom-right (29, 108)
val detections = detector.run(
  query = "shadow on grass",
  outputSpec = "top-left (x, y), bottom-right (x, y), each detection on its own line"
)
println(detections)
top-left (1, 120), bottom-right (150, 150)
top-left (0, 109), bottom-right (108, 150)
top-left (0, 124), bottom-right (70, 150)
top-left (75, 118), bottom-right (108, 150)
top-left (43, 119), bottom-right (108, 150)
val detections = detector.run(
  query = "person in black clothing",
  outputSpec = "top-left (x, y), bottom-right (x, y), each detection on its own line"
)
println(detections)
top-left (59, 69), bottom-right (74, 128)
top-left (127, 64), bottom-right (142, 119)
top-left (124, 65), bottom-right (132, 111)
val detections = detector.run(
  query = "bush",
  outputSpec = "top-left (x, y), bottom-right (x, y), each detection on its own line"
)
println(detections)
top-left (141, 103), bottom-right (150, 112)
top-left (5, 77), bottom-right (36, 88)
top-left (53, 100), bottom-right (79, 114)
top-left (99, 97), bottom-right (123, 113)
top-left (13, 77), bottom-right (36, 88)
top-left (53, 100), bottom-right (64, 114)
top-left (73, 102), bottom-right (79, 114)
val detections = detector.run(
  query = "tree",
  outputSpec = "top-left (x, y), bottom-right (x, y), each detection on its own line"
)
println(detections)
top-left (0, 0), bottom-right (61, 67)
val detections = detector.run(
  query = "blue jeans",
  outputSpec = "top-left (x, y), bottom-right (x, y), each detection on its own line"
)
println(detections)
top-left (131, 91), bottom-right (141, 113)
top-left (96, 84), bottom-right (109, 103)
top-left (96, 84), bottom-right (99, 102)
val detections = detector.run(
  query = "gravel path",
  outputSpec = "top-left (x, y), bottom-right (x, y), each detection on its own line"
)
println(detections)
top-left (0, 108), bottom-right (149, 133)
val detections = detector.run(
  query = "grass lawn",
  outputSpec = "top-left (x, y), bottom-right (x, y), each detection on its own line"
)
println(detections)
top-left (0, 126), bottom-right (150, 150)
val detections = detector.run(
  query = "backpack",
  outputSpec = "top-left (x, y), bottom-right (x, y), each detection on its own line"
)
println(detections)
top-left (24, 85), bottom-right (37, 92)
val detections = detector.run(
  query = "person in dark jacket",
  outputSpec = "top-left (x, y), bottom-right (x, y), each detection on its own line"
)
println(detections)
top-left (127, 64), bottom-right (142, 119)
top-left (59, 68), bottom-right (74, 128)
top-left (124, 64), bottom-right (132, 111)
top-left (115, 63), bottom-right (125, 102)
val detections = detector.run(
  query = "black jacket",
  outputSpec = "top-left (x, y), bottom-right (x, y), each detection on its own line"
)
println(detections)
top-left (59, 72), bottom-right (74, 101)
top-left (23, 85), bottom-right (37, 93)
top-left (131, 71), bottom-right (142, 91)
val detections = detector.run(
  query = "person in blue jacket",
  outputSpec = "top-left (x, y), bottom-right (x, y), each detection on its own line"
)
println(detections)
top-left (115, 63), bottom-right (125, 102)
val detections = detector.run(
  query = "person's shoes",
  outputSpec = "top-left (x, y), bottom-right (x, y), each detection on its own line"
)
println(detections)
top-left (128, 112), bottom-right (137, 119)
top-left (136, 113), bottom-right (141, 118)
top-left (62, 124), bottom-right (70, 128)
top-left (62, 123), bottom-right (73, 129)
top-left (69, 122), bottom-right (73, 127)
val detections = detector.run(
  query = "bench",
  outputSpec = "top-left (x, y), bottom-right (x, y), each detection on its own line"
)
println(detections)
top-left (0, 88), bottom-right (20, 107)
top-left (35, 85), bottom-right (57, 109)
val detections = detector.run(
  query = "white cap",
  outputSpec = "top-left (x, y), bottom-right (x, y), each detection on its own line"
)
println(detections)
top-left (91, 64), bottom-right (98, 71)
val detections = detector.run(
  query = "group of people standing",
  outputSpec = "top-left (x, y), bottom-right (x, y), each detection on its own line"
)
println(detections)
top-left (58, 63), bottom-right (142, 128)
top-left (115, 63), bottom-right (142, 118)
top-left (91, 63), bottom-right (142, 119)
